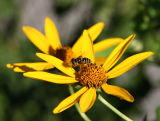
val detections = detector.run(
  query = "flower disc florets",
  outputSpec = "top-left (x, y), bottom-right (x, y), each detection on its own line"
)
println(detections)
top-left (76, 63), bottom-right (107, 88)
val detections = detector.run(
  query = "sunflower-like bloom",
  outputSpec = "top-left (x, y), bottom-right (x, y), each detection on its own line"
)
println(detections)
top-left (7, 17), bottom-right (123, 72)
top-left (23, 30), bottom-right (153, 113)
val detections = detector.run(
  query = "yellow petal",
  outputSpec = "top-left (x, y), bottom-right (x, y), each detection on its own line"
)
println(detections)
top-left (71, 37), bottom-right (83, 58)
top-left (45, 17), bottom-right (62, 50)
top-left (53, 87), bottom-right (88, 114)
top-left (81, 30), bottom-right (95, 63)
top-left (94, 38), bottom-right (124, 53)
top-left (23, 71), bottom-right (78, 84)
top-left (72, 22), bottom-right (104, 58)
top-left (102, 84), bottom-right (134, 102)
top-left (95, 57), bottom-right (107, 65)
top-left (36, 53), bottom-right (75, 77)
top-left (79, 87), bottom-right (96, 113)
top-left (6, 62), bottom-right (54, 72)
top-left (88, 22), bottom-right (104, 42)
top-left (103, 34), bottom-right (135, 71)
top-left (87, 88), bottom-right (97, 110)
top-left (108, 52), bottom-right (154, 79)
top-left (22, 26), bottom-right (50, 54)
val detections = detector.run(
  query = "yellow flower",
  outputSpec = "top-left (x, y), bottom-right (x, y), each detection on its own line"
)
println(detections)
top-left (7, 17), bottom-right (123, 72)
top-left (23, 30), bottom-right (153, 113)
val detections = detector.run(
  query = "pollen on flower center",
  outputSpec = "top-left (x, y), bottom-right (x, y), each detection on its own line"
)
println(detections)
top-left (76, 63), bottom-right (108, 88)
top-left (49, 46), bottom-right (75, 66)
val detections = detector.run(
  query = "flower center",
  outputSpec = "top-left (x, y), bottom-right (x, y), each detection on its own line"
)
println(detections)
top-left (49, 46), bottom-right (75, 66)
top-left (76, 63), bottom-right (108, 88)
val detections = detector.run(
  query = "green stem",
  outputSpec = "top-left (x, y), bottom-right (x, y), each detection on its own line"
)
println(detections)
top-left (98, 94), bottom-right (133, 121)
top-left (68, 85), bottom-right (91, 121)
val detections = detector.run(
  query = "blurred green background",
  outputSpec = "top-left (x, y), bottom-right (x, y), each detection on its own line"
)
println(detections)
top-left (0, 0), bottom-right (160, 121)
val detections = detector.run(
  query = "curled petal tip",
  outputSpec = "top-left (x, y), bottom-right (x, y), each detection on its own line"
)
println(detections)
top-left (130, 98), bottom-right (134, 103)
top-left (149, 52), bottom-right (154, 55)
top-left (52, 108), bottom-right (59, 114)
top-left (130, 34), bottom-right (136, 39)
top-left (22, 26), bottom-right (26, 31)
top-left (22, 26), bottom-right (27, 28)
top-left (22, 26), bottom-right (30, 30)
top-left (83, 29), bottom-right (88, 33)
top-left (23, 72), bottom-right (31, 77)
top-left (97, 22), bottom-right (105, 27)
top-left (22, 26), bottom-right (34, 33)
top-left (125, 94), bottom-right (134, 103)
top-left (36, 52), bottom-right (43, 57)
top-left (45, 17), bottom-right (53, 23)
top-left (142, 51), bottom-right (154, 57)
top-left (6, 64), bottom-right (13, 68)
top-left (45, 17), bottom-right (50, 20)
top-left (145, 52), bottom-right (154, 58)
top-left (23, 73), bottom-right (26, 77)
top-left (133, 34), bottom-right (136, 36)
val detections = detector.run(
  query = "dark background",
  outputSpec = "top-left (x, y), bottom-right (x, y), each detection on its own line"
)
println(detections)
top-left (0, 0), bottom-right (160, 121)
